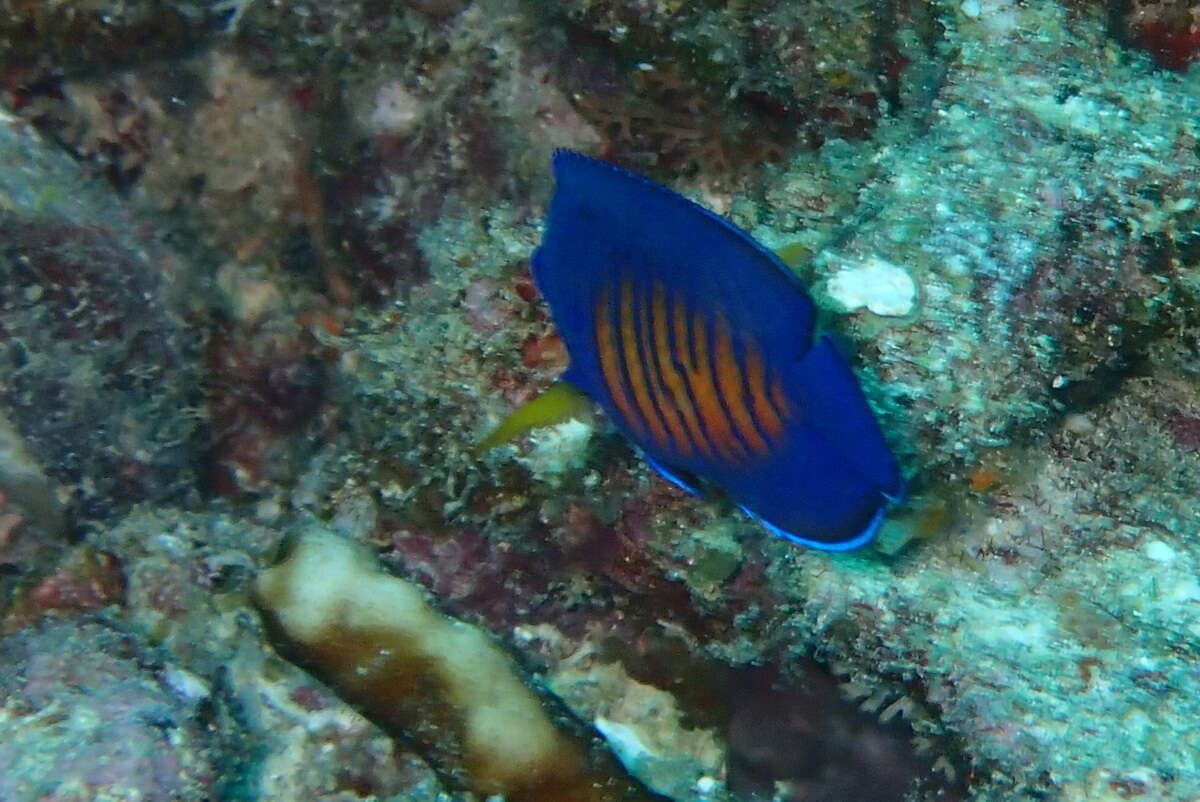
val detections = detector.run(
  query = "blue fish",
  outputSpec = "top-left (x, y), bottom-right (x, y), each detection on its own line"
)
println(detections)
top-left (529, 150), bottom-right (904, 550)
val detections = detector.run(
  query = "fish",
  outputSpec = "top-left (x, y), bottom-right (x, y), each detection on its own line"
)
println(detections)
top-left (496, 150), bottom-right (904, 550)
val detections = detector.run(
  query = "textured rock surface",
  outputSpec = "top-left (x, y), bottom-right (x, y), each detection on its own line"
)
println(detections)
top-left (0, 108), bottom-right (203, 523)
top-left (767, 2), bottom-right (1200, 487)
top-left (0, 622), bottom-right (215, 802)
top-left (3, 0), bottom-right (1200, 800)
top-left (0, 0), bottom-right (230, 80)
top-left (320, 3), bottom-right (1200, 798)
top-left (84, 507), bottom-right (449, 802)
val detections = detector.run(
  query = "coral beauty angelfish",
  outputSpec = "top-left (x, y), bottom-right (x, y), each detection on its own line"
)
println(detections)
top-left (528, 150), bottom-right (904, 550)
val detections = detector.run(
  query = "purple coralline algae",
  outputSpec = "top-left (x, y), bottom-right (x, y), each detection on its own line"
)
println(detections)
top-left (0, 622), bottom-right (214, 801)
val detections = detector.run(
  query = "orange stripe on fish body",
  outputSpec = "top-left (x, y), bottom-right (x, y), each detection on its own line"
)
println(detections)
top-left (652, 284), bottom-right (710, 458)
top-left (595, 287), bottom-right (644, 438)
top-left (712, 314), bottom-right (771, 457)
top-left (744, 340), bottom-right (788, 441)
top-left (683, 309), bottom-right (749, 463)
top-left (637, 281), bottom-right (692, 456)
top-left (671, 295), bottom-right (721, 458)
top-left (619, 280), bottom-right (672, 451)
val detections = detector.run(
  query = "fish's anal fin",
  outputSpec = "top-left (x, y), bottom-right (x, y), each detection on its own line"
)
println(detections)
top-left (643, 454), bottom-right (703, 497)
top-left (475, 380), bottom-right (594, 455)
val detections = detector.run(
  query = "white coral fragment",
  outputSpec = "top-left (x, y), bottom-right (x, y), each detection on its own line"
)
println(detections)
top-left (826, 257), bottom-right (917, 317)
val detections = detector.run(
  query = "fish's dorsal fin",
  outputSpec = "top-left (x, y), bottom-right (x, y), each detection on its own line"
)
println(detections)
top-left (534, 151), bottom-right (817, 361)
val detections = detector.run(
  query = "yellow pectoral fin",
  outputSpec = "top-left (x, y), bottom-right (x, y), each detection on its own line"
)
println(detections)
top-left (774, 242), bottom-right (810, 269)
top-left (475, 381), bottom-right (593, 455)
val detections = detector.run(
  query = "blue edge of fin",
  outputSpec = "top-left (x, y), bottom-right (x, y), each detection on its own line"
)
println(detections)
top-left (743, 504), bottom-right (885, 552)
top-left (645, 454), bottom-right (901, 552)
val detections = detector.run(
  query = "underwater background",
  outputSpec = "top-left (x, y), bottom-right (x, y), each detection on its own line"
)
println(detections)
top-left (1, 1), bottom-right (1200, 800)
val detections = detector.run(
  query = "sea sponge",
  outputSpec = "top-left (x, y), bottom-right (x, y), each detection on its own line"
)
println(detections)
top-left (253, 527), bottom-right (662, 802)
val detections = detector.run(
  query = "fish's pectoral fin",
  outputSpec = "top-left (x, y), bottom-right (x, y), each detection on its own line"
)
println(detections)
top-left (475, 380), bottom-right (594, 455)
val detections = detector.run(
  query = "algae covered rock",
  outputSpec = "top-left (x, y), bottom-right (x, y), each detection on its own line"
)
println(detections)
top-left (0, 112), bottom-right (204, 521)
top-left (0, 0), bottom-right (230, 80)
top-left (0, 622), bottom-right (215, 801)
top-left (321, 2), bottom-right (1200, 799)
top-left (4, 0), bottom-right (1200, 800)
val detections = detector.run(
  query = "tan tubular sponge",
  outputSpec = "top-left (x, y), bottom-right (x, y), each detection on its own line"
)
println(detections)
top-left (253, 529), bottom-right (662, 802)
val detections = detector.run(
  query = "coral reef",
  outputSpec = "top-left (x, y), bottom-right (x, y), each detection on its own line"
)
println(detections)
top-left (709, 1), bottom-right (1200, 518)
top-left (0, 0), bottom-right (230, 81)
top-left (2, 0), bottom-right (1200, 800)
top-left (538, 0), bottom-right (932, 182)
top-left (0, 622), bottom-right (215, 801)
top-left (305, 2), bottom-right (1200, 797)
top-left (61, 505), bottom-right (453, 802)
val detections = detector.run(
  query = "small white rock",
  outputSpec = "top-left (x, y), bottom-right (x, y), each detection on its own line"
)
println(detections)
top-left (1144, 539), bottom-right (1176, 563)
top-left (594, 716), bottom-right (655, 767)
top-left (826, 257), bottom-right (917, 317)
top-left (162, 666), bottom-right (211, 706)
top-left (960, 0), bottom-right (982, 18)
top-left (367, 83), bottom-right (424, 134)
top-left (517, 418), bottom-right (594, 481)
top-left (1062, 413), bottom-right (1095, 436)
